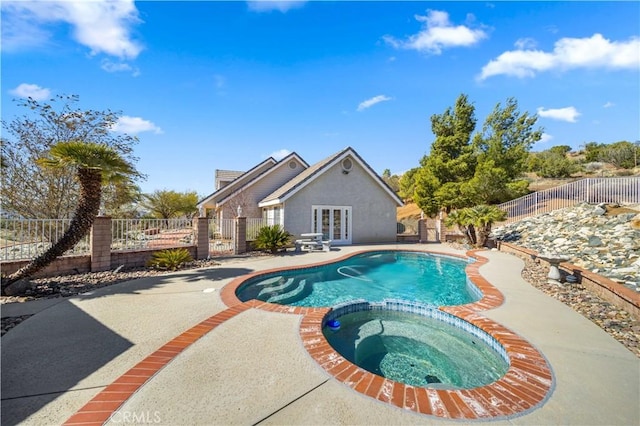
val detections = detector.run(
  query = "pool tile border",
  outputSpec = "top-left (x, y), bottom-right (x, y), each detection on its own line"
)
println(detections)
top-left (221, 248), bottom-right (553, 420)
top-left (64, 248), bottom-right (552, 424)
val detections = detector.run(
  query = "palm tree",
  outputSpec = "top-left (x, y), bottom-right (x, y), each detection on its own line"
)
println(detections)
top-left (2, 141), bottom-right (138, 293)
top-left (467, 205), bottom-right (507, 247)
top-left (443, 209), bottom-right (476, 245)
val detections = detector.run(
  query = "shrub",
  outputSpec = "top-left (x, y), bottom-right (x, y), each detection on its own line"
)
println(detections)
top-left (147, 248), bottom-right (193, 270)
top-left (253, 225), bottom-right (292, 254)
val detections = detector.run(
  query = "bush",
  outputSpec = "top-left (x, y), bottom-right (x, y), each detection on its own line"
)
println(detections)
top-left (253, 225), bottom-right (292, 254)
top-left (147, 248), bottom-right (193, 270)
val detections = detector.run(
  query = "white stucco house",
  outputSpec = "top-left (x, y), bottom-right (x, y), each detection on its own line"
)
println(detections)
top-left (197, 147), bottom-right (403, 245)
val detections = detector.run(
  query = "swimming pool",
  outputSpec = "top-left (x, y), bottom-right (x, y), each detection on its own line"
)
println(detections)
top-left (323, 302), bottom-right (509, 389)
top-left (235, 251), bottom-right (480, 307)
top-left (221, 249), bottom-right (554, 420)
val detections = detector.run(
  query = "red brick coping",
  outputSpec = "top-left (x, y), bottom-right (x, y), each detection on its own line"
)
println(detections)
top-left (65, 249), bottom-right (552, 424)
top-left (225, 249), bottom-right (553, 420)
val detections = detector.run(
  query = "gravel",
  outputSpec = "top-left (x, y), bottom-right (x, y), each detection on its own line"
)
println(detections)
top-left (2, 249), bottom-right (639, 359)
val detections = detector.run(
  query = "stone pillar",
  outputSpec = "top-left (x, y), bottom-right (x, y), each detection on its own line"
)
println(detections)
top-left (234, 217), bottom-right (247, 255)
top-left (437, 212), bottom-right (445, 243)
top-left (194, 217), bottom-right (209, 260)
top-left (418, 219), bottom-right (427, 243)
top-left (90, 216), bottom-right (112, 272)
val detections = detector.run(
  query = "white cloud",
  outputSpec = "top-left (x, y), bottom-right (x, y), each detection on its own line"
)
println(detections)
top-left (603, 101), bottom-right (615, 108)
top-left (9, 83), bottom-right (51, 101)
top-left (537, 133), bottom-right (553, 144)
top-left (357, 95), bottom-right (392, 112)
top-left (247, 1), bottom-right (306, 13)
top-left (537, 106), bottom-right (581, 123)
top-left (514, 37), bottom-right (537, 50)
top-left (268, 149), bottom-right (292, 160)
top-left (101, 59), bottom-right (140, 76)
top-left (479, 34), bottom-right (640, 80)
top-left (384, 10), bottom-right (487, 54)
top-left (1, 0), bottom-right (143, 59)
top-left (111, 116), bottom-right (162, 135)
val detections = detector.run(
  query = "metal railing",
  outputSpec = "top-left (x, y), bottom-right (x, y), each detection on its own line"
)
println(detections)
top-left (208, 218), bottom-right (234, 254)
top-left (247, 218), bottom-right (267, 240)
top-left (498, 177), bottom-right (640, 224)
top-left (111, 218), bottom-right (194, 251)
top-left (0, 219), bottom-right (90, 261)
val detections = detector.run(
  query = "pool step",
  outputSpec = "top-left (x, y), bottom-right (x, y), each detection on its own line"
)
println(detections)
top-left (255, 276), bottom-right (286, 287)
top-left (257, 278), bottom-right (295, 297)
top-left (267, 279), bottom-right (308, 304)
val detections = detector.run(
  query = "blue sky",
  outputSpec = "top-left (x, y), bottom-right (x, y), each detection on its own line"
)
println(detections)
top-left (2, 1), bottom-right (639, 197)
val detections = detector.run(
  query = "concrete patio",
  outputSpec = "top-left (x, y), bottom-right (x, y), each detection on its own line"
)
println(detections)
top-left (1, 244), bottom-right (638, 425)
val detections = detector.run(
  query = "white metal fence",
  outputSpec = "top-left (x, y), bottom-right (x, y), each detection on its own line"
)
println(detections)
top-left (208, 218), bottom-right (267, 254)
top-left (208, 218), bottom-right (234, 253)
top-left (498, 177), bottom-right (640, 224)
top-left (0, 219), bottom-right (90, 261)
top-left (247, 218), bottom-right (267, 240)
top-left (111, 218), bottom-right (194, 251)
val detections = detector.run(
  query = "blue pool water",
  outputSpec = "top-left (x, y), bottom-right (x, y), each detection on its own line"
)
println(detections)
top-left (236, 251), bottom-right (479, 307)
top-left (323, 309), bottom-right (509, 388)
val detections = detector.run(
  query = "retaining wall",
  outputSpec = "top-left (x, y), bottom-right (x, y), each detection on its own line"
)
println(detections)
top-left (498, 241), bottom-right (640, 321)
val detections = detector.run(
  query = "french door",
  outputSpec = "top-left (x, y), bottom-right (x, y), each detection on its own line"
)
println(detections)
top-left (312, 206), bottom-right (352, 245)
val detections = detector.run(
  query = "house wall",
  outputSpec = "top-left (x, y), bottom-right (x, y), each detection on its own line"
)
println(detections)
top-left (221, 158), bottom-right (306, 219)
top-left (283, 158), bottom-right (397, 243)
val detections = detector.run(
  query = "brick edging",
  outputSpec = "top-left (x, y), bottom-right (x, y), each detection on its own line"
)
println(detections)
top-left (224, 248), bottom-right (553, 420)
top-left (498, 241), bottom-right (640, 321)
top-left (64, 304), bottom-right (251, 426)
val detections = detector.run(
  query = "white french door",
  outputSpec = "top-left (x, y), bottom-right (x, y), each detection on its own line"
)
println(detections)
top-left (312, 205), bottom-right (352, 245)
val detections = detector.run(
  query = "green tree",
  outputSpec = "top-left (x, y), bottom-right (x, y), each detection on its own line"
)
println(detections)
top-left (413, 95), bottom-right (538, 215)
top-left (473, 97), bottom-right (542, 180)
top-left (1, 95), bottom-right (143, 219)
top-left (381, 169), bottom-right (401, 193)
top-left (528, 149), bottom-right (580, 178)
top-left (443, 208), bottom-right (476, 245)
top-left (398, 167), bottom-right (419, 201)
top-left (414, 94), bottom-right (477, 216)
top-left (444, 205), bottom-right (506, 247)
top-left (583, 142), bottom-right (605, 162)
top-left (140, 190), bottom-right (199, 219)
top-left (599, 141), bottom-right (636, 169)
top-left (102, 181), bottom-right (144, 218)
top-left (463, 160), bottom-right (512, 205)
top-left (467, 204), bottom-right (507, 247)
top-left (549, 145), bottom-right (572, 156)
top-left (2, 142), bottom-right (138, 292)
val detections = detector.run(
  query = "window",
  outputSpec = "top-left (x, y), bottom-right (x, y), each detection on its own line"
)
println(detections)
top-left (264, 206), bottom-right (283, 226)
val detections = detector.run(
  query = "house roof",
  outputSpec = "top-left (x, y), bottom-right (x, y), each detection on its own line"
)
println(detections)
top-left (215, 169), bottom-right (244, 189)
top-left (258, 147), bottom-right (404, 207)
top-left (215, 152), bottom-right (309, 207)
top-left (197, 157), bottom-right (277, 207)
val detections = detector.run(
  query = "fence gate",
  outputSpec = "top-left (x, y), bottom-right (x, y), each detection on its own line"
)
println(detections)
top-left (208, 218), bottom-right (235, 255)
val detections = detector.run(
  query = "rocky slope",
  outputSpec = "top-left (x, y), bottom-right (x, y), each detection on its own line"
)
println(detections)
top-left (491, 203), bottom-right (640, 292)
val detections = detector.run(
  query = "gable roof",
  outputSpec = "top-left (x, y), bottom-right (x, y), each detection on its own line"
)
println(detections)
top-left (197, 157), bottom-right (277, 207)
top-left (215, 152), bottom-right (309, 207)
top-left (215, 169), bottom-right (244, 189)
top-left (258, 147), bottom-right (404, 207)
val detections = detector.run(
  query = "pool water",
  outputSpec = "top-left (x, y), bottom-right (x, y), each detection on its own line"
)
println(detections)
top-left (236, 251), bottom-right (478, 307)
top-left (323, 310), bottom-right (509, 388)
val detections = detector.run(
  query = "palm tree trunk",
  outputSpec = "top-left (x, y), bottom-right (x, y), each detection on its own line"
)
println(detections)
top-left (2, 168), bottom-right (102, 292)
